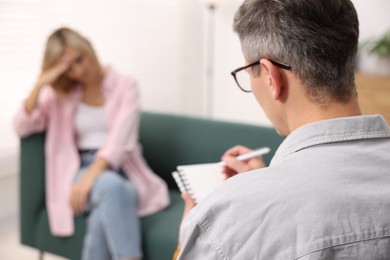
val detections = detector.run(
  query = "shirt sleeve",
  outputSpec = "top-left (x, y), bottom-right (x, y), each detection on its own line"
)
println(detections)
top-left (178, 211), bottom-right (226, 260)
top-left (96, 76), bottom-right (140, 170)
top-left (13, 86), bottom-right (51, 138)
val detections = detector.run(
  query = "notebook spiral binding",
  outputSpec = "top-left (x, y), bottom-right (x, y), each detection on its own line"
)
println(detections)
top-left (172, 171), bottom-right (196, 200)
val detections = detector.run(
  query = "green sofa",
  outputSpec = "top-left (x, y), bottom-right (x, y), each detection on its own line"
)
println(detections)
top-left (20, 111), bottom-right (283, 260)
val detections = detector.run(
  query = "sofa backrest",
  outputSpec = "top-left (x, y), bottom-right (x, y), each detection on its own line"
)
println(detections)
top-left (139, 112), bottom-right (284, 189)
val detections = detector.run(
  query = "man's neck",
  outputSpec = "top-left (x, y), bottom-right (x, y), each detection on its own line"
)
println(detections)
top-left (287, 95), bottom-right (362, 134)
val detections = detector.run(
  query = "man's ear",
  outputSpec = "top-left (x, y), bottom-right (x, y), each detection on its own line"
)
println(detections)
top-left (260, 59), bottom-right (284, 101)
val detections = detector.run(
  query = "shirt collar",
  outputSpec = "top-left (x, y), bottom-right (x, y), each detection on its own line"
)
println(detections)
top-left (271, 115), bottom-right (390, 165)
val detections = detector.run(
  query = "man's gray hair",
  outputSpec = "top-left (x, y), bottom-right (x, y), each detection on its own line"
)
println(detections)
top-left (233, 0), bottom-right (359, 104)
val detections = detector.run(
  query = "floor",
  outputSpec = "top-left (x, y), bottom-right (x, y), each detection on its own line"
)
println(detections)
top-left (0, 217), bottom-right (67, 260)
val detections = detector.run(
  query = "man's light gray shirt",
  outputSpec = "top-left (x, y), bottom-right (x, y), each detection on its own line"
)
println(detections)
top-left (179, 115), bottom-right (390, 260)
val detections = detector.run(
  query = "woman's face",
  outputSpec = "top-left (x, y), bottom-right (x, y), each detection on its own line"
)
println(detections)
top-left (63, 46), bottom-right (98, 84)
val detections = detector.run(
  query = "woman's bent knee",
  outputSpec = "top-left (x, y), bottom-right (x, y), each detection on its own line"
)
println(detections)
top-left (94, 171), bottom-right (124, 192)
top-left (91, 171), bottom-right (138, 205)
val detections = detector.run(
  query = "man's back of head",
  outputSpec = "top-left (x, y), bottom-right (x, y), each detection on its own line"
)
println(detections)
top-left (233, 0), bottom-right (359, 106)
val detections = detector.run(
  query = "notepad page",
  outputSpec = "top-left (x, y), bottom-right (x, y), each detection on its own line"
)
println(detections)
top-left (177, 163), bottom-right (225, 203)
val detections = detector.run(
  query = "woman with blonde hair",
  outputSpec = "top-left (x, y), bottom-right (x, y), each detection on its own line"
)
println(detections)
top-left (14, 27), bottom-right (170, 260)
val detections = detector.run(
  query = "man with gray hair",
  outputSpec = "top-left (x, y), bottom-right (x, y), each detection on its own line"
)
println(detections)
top-left (177, 0), bottom-right (390, 259)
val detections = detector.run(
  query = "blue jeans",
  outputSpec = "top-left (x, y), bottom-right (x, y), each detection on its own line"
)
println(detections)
top-left (74, 151), bottom-right (142, 260)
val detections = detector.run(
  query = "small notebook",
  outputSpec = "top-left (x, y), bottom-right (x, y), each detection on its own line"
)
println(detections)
top-left (172, 163), bottom-right (225, 204)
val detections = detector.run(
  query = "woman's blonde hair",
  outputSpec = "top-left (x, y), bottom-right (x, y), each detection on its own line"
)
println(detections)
top-left (41, 27), bottom-right (102, 94)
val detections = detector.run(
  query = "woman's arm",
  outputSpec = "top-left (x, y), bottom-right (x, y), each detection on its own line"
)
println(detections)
top-left (27, 56), bottom-right (71, 113)
top-left (96, 76), bottom-right (140, 170)
top-left (69, 157), bottom-right (109, 215)
top-left (14, 56), bottom-right (72, 137)
top-left (13, 86), bottom-right (50, 137)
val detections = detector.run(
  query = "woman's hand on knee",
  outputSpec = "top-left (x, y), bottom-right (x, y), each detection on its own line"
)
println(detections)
top-left (70, 158), bottom-right (109, 215)
top-left (69, 175), bottom-right (94, 215)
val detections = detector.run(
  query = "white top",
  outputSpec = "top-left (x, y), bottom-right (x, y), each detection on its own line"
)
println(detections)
top-left (74, 103), bottom-right (108, 150)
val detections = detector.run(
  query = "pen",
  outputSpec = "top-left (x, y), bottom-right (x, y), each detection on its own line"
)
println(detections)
top-left (214, 147), bottom-right (271, 168)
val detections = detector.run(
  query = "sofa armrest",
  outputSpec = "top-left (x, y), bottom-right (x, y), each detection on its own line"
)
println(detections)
top-left (20, 133), bottom-right (46, 247)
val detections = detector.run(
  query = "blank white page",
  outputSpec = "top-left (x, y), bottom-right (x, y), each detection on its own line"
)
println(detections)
top-left (177, 163), bottom-right (225, 203)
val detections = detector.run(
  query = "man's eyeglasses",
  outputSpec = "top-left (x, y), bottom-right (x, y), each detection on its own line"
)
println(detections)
top-left (230, 59), bottom-right (292, 93)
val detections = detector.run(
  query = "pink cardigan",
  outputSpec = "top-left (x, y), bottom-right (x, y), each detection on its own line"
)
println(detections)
top-left (14, 67), bottom-right (170, 236)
